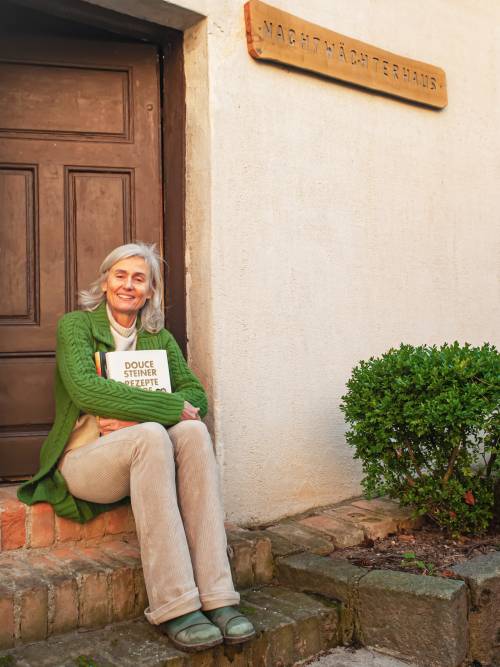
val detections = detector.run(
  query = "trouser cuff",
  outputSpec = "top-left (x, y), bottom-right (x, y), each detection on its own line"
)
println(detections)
top-left (200, 590), bottom-right (241, 611)
top-left (145, 589), bottom-right (201, 624)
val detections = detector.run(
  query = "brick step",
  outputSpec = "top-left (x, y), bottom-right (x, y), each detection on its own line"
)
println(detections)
top-left (0, 485), bottom-right (136, 551)
top-left (0, 529), bottom-right (273, 650)
top-left (0, 489), bottom-right (273, 590)
top-left (0, 586), bottom-right (340, 666)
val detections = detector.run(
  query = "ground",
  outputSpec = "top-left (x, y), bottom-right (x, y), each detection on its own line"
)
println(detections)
top-left (332, 524), bottom-right (500, 577)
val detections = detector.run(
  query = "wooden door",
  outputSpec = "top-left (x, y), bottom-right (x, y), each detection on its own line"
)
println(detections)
top-left (0, 35), bottom-right (163, 476)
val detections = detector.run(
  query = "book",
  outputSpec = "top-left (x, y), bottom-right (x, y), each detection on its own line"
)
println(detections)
top-left (94, 350), bottom-right (171, 393)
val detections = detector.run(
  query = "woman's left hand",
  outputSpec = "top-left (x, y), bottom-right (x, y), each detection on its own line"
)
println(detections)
top-left (98, 417), bottom-right (138, 435)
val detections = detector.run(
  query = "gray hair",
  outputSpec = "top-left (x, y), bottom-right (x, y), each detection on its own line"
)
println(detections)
top-left (79, 242), bottom-right (165, 333)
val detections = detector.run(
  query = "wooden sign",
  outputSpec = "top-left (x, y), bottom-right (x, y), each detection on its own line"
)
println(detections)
top-left (244, 0), bottom-right (447, 109)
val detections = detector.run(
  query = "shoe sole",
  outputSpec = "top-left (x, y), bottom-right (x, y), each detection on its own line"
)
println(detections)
top-left (224, 630), bottom-right (256, 645)
top-left (168, 635), bottom-right (224, 653)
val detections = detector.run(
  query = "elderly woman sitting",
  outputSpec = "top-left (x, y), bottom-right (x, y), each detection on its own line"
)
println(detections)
top-left (18, 242), bottom-right (254, 652)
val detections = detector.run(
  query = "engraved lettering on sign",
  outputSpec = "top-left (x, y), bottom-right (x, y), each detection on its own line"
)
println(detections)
top-left (245, 0), bottom-right (447, 109)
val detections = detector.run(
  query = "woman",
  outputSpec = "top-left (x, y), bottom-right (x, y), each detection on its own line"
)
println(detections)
top-left (18, 242), bottom-right (255, 652)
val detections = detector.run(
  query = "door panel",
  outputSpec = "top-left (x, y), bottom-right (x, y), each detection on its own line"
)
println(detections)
top-left (0, 35), bottom-right (163, 475)
top-left (0, 166), bottom-right (38, 324)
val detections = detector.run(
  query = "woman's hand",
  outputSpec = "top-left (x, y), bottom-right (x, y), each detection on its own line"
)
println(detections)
top-left (98, 417), bottom-right (139, 436)
top-left (181, 401), bottom-right (201, 421)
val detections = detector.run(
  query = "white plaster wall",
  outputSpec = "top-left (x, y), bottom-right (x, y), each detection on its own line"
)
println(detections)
top-left (180, 1), bottom-right (500, 525)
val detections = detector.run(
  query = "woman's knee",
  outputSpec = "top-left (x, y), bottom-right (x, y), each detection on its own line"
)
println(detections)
top-left (133, 422), bottom-right (172, 459)
top-left (170, 420), bottom-right (213, 457)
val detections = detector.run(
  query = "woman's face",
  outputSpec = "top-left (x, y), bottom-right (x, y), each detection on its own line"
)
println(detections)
top-left (101, 255), bottom-right (153, 326)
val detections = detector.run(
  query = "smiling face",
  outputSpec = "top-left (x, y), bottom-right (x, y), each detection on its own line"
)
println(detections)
top-left (101, 255), bottom-right (153, 327)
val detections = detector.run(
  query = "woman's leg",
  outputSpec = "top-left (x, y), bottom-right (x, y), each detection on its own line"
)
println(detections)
top-left (60, 422), bottom-right (202, 624)
top-left (167, 421), bottom-right (240, 611)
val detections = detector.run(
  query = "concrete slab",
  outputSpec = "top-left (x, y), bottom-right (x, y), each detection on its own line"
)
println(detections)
top-left (305, 646), bottom-right (416, 666)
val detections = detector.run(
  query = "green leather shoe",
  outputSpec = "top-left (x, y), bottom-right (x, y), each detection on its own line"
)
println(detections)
top-left (205, 606), bottom-right (256, 645)
top-left (159, 610), bottom-right (223, 652)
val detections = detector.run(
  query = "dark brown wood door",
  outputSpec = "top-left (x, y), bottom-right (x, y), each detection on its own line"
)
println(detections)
top-left (0, 35), bottom-right (163, 476)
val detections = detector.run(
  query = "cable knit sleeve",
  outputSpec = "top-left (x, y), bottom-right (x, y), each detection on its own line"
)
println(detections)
top-left (56, 311), bottom-right (187, 425)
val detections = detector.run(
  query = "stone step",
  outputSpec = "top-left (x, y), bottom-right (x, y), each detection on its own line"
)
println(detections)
top-left (0, 529), bottom-right (273, 650)
top-left (0, 586), bottom-right (341, 666)
top-left (276, 552), bottom-right (469, 667)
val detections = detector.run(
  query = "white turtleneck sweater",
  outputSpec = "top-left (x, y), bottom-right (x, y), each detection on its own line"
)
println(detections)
top-left (61, 305), bottom-right (138, 457)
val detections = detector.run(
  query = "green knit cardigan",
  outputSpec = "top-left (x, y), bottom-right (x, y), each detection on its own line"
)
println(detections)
top-left (17, 302), bottom-right (208, 523)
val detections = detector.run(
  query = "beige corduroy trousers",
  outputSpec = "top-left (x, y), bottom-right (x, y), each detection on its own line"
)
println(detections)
top-left (60, 420), bottom-right (240, 624)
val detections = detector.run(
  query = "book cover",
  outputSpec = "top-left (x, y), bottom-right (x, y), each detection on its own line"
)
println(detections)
top-left (94, 350), bottom-right (171, 393)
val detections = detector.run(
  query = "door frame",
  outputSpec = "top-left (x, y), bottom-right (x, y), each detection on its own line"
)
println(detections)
top-left (8, 0), bottom-right (189, 353)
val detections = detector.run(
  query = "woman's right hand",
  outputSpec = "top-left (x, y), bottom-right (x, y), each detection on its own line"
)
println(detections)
top-left (98, 417), bottom-right (138, 435)
top-left (181, 401), bottom-right (201, 421)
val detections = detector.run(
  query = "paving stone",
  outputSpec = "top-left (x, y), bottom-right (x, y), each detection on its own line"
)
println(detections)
top-left (358, 569), bottom-right (468, 667)
top-left (239, 597), bottom-right (295, 667)
top-left (277, 553), bottom-right (366, 646)
top-left (324, 506), bottom-right (397, 541)
top-left (226, 530), bottom-right (274, 588)
top-left (227, 535), bottom-right (254, 589)
top-left (266, 522), bottom-right (334, 555)
top-left (253, 586), bottom-right (340, 650)
top-left (252, 534), bottom-right (273, 584)
top-left (350, 498), bottom-right (423, 531)
top-left (277, 552), bottom-right (365, 604)
top-left (452, 550), bottom-right (500, 667)
top-left (248, 528), bottom-right (303, 558)
top-left (241, 585), bottom-right (340, 664)
top-left (299, 514), bottom-right (365, 547)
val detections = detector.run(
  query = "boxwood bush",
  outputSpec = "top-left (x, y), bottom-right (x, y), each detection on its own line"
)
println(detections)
top-left (340, 342), bottom-right (499, 534)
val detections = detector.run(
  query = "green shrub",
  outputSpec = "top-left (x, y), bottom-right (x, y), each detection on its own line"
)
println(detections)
top-left (340, 342), bottom-right (500, 534)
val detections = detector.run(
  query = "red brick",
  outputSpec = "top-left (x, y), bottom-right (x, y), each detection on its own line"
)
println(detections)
top-left (82, 514), bottom-right (106, 540)
top-left (78, 569), bottom-right (111, 628)
top-left (1, 499), bottom-right (26, 550)
top-left (300, 514), bottom-right (364, 547)
top-left (52, 578), bottom-right (79, 635)
top-left (19, 585), bottom-right (48, 642)
top-left (29, 503), bottom-right (55, 548)
top-left (0, 593), bottom-right (15, 649)
top-left (111, 566), bottom-right (135, 621)
top-left (105, 505), bottom-right (135, 535)
top-left (55, 515), bottom-right (83, 542)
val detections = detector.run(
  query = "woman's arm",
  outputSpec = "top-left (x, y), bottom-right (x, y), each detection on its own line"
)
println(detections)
top-left (56, 311), bottom-right (189, 425)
